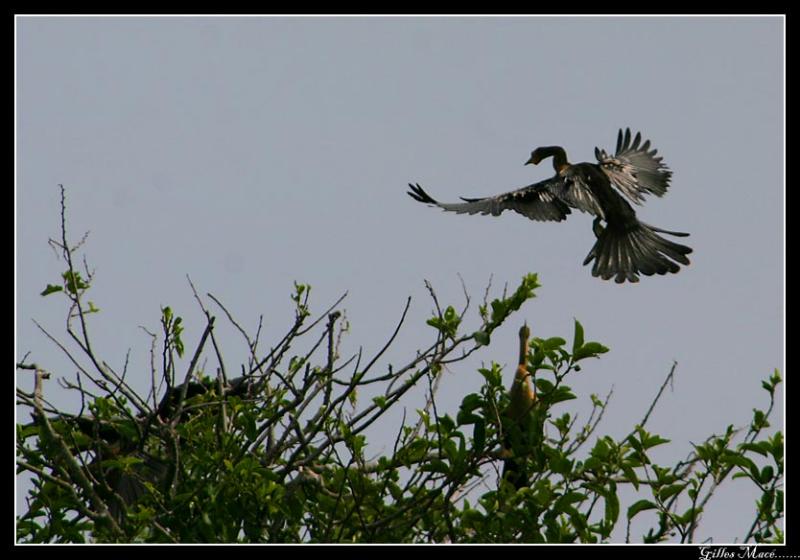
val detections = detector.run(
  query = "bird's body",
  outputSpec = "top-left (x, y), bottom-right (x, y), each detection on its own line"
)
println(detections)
top-left (407, 128), bottom-right (692, 283)
top-left (502, 324), bottom-right (536, 489)
top-left (506, 324), bottom-right (535, 424)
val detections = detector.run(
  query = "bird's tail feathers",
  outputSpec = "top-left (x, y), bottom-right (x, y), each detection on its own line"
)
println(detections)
top-left (642, 222), bottom-right (691, 237)
top-left (583, 221), bottom-right (692, 283)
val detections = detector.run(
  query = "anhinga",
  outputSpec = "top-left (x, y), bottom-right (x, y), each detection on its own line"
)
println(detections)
top-left (407, 128), bottom-right (692, 283)
top-left (24, 375), bottom-right (260, 522)
top-left (501, 323), bottom-right (536, 489)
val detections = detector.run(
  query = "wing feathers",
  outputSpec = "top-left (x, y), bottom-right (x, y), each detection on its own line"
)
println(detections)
top-left (407, 180), bottom-right (572, 222)
top-left (597, 128), bottom-right (672, 204)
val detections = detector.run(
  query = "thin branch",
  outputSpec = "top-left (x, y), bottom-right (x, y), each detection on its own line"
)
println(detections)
top-left (639, 361), bottom-right (678, 430)
top-left (170, 316), bottom-right (215, 424)
top-left (296, 291), bottom-right (348, 336)
top-left (357, 297), bottom-right (411, 377)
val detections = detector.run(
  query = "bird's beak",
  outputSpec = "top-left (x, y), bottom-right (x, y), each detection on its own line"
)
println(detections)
top-left (525, 156), bottom-right (538, 166)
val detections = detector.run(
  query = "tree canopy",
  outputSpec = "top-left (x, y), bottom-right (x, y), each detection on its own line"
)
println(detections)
top-left (16, 188), bottom-right (783, 543)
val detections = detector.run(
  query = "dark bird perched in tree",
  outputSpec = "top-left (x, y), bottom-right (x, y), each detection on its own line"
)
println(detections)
top-left (500, 323), bottom-right (537, 490)
top-left (407, 128), bottom-right (692, 283)
top-left (24, 374), bottom-right (262, 522)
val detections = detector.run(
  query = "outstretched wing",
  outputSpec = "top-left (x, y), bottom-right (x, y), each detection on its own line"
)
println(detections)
top-left (407, 178), bottom-right (572, 222)
top-left (595, 128), bottom-right (672, 204)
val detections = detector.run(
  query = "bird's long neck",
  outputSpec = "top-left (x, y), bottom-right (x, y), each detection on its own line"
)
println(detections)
top-left (517, 326), bottom-right (530, 372)
top-left (540, 146), bottom-right (570, 173)
top-left (508, 324), bottom-right (535, 419)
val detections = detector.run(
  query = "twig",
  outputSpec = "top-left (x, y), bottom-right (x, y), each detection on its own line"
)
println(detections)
top-left (171, 316), bottom-right (215, 424)
top-left (640, 361), bottom-right (678, 430)
top-left (357, 297), bottom-right (412, 377)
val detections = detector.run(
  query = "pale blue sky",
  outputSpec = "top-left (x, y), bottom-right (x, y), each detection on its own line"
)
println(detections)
top-left (16, 16), bottom-right (783, 542)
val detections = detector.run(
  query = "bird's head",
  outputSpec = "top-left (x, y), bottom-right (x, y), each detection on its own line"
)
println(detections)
top-left (518, 322), bottom-right (530, 342)
top-left (525, 149), bottom-right (544, 166)
top-left (526, 146), bottom-right (569, 172)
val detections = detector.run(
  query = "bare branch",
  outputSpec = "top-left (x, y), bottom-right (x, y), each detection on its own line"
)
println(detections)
top-left (357, 297), bottom-right (411, 377)
top-left (640, 361), bottom-right (677, 430)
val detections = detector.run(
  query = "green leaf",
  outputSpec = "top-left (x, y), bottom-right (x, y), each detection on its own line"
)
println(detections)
top-left (590, 437), bottom-right (611, 460)
top-left (769, 432), bottom-right (784, 462)
top-left (573, 342), bottom-right (609, 362)
top-left (17, 423), bottom-right (40, 440)
top-left (40, 284), bottom-right (63, 296)
top-left (658, 483), bottom-right (687, 502)
top-left (752, 408), bottom-right (769, 430)
top-left (457, 412), bottom-right (482, 426)
top-left (652, 465), bottom-right (678, 486)
top-left (739, 442), bottom-right (770, 457)
top-left (553, 491), bottom-right (587, 512)
top-left (473, 330), bottom-right (490, 346)
top-left (548, 386), bottom-right (577, 404)
top-left (459, 393), bottom-right (482, 413)
top-left (62, 270), bottom-right (89, 294)
top-left (423, 458), bottom-right (450, 475)
top-left (572, 319), bottom-right (585, 356)
top-left (621, 463), bottom-right (640, 490)
top-left (565, 505), bottom-right (588, 534)
top-left (535, 378), bottom-right (554, 394)
top-left (372, 396), bottom-right (387, 409)
top-left (627, 499), bottom-right (658, 519)
top-left (540, 337), bottom-right (567, 351)
top-left (438, 414), bottom-right (456, 433)
top-left (583, 457), bottom-right (602, 472)
top-left (722, 450), bottom-right (757, 472)
top-left (677, 506), bottom-right (702, 526)
top-left (478, 364), bottom-right (503, 387)
top-left (551, 413), bottom-right (571, 435)
top-left (759, 491), bottom-right (775, 514)
top-left (350, 434), bottom-right (366, 457)
top-left (643, 434), bottom-right (670, 449)
top-left (239, 412), bottom-right (257, 440)
top-left (550, 455), bottom-right (574, 475)
top-left (473, 419), bottom-right (486, 452)
top-left (485, 273), bottom-right (540, 331)
top-left (604, 487), bottom-right (620, 526)
top-left (693, 442), bottom-right (713, 462)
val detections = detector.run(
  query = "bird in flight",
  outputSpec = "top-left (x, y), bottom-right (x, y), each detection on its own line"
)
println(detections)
top-left (407, 128), bottom-right (692, 283)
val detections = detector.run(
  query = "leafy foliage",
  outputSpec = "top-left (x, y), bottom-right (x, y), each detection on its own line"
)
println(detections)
top-left (16, 188), bottom-right (783, 543)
